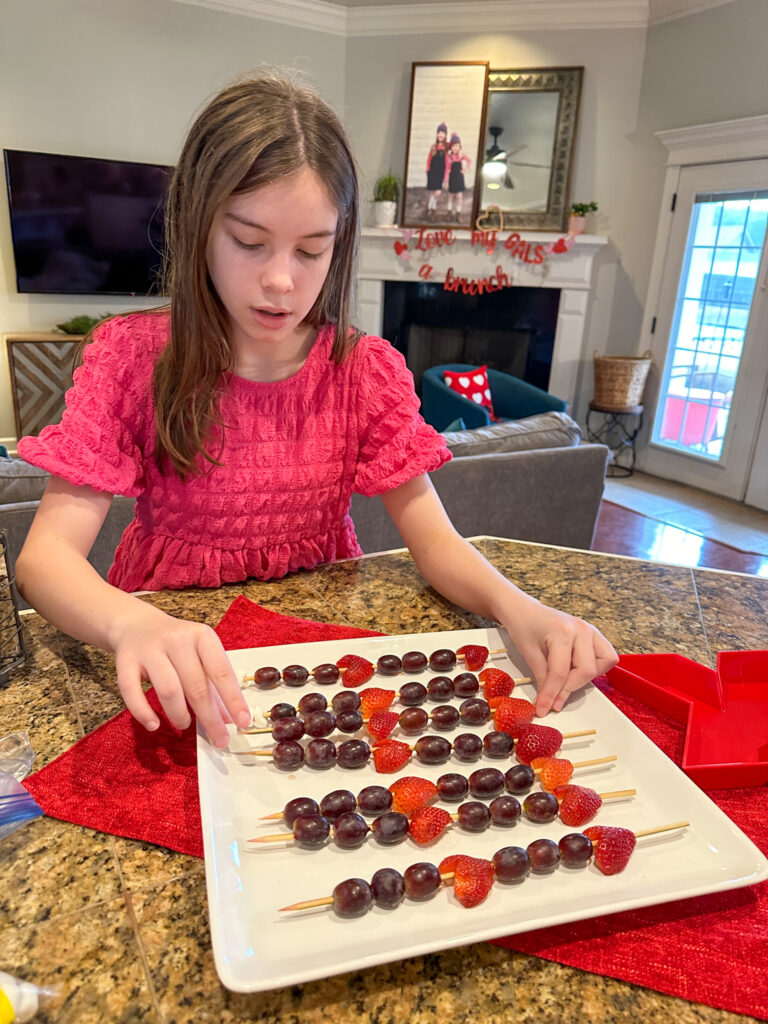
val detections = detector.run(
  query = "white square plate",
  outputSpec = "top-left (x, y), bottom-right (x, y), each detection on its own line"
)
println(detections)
top-left (197, 627), bottom-right (768, 993)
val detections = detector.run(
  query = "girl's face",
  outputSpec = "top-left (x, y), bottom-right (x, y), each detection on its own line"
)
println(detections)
top-left (451, 142), bottom-right (460, 153)
top-left (206, 166), bottom-right (338, 360)
top-left (437, 130), bottom-right (446, 143)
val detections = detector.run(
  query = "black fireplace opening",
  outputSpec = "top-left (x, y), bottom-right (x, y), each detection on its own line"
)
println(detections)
top-left (381, 281), bottom-right (560, 399)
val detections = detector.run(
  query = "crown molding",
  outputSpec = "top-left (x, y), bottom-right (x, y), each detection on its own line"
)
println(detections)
top-left (170, 0), bottom-right (743, 35)
top-left (170, 0), bottom-right (649, 36)
top-left (169, 0), bottom-right (348, 35)
top-left (648, 0), bottom-right (739, 26)
top-left (345, 1), bottom-right (648, 35)
top-left (656, 114), bottom-right (768, 165)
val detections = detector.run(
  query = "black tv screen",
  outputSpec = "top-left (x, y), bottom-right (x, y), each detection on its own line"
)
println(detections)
top-left (4, 149), bottom-right (172, 296)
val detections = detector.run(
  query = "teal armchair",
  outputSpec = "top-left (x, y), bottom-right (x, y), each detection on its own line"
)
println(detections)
top-left (422, 364), bottom-right (566, 432)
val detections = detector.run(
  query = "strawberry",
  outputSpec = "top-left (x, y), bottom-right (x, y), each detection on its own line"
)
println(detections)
top-left (515, 724), bottom-right (563, 765)
top-left (479, 667), bottom-right (514, 700)
top-left (438, 853), bottom-right (461, 876)
top-left (366, 711), bottom-right (399, 741)
top-left (336, 654), bottom-right (374, 687)
top-left (359, 687), bottom-right (396, 716)
top-left (389, 776), bottom-right (438, 815)
top-left (583, 825), bottom-right (636, 875)
top-left (408, 806), bottom-right (453, 845)
top-left (457, 644), bottom-right (488, 672)
top-left (493, 697), bottom-right (536, 738)
top-left (445, 855), bottom-right (495, 908)
top-left (535, 756), bottom-right (574, 792)
top-left (372, 740), bottom-right (412, 773)
top-left (557, 784), bottom-right (602, 826)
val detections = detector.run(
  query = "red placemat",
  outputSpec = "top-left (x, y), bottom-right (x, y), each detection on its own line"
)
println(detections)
top-left (24, 605), bottom-right (768, 1018)
top-left (25, 597), bottom-right (383, 857)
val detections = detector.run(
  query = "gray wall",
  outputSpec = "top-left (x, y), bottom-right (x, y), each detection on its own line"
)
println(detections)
top-left (0, 0), bottom-right (346, 440)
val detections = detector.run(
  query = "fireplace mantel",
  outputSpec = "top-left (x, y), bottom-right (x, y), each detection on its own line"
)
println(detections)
top-left (356, 227), bottom-right (608, 411)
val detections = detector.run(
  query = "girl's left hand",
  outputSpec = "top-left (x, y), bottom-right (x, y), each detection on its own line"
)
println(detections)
top-left (501, 597), bottom-right (618, 717)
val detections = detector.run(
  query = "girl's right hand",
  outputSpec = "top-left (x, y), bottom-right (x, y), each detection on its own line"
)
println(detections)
top-left (111, 605), bottom-right (252, 748)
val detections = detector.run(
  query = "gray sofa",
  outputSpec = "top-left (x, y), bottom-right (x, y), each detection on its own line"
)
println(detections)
top-left (0, 413), bottom-right (608, 598)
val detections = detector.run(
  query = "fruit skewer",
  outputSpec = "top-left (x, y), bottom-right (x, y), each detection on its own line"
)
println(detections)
top-left (278, 821), bottom-right (690, 915)
top-left (238, 723), bottom-right (597, 772)
top-left (242, 645), bottom-right (508, 690)
top-left (243, 694), bottom-right (540, 743)
top-left (250, 785), bottom-right (636, 850)
top-left (243, 667), bottom-right (532, 733)
top-left (259, 755), bottom-right (619, 825)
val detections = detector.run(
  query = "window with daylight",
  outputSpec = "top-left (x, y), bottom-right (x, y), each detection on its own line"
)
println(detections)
top-left (653, 190), bottom-right (768, 459)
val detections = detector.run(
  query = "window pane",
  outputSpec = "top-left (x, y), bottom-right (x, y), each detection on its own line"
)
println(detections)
top-left (653, 189), bottom-right (768, 460)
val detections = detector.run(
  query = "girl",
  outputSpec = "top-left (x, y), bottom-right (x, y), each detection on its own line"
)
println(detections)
top-left (425, 122), bottom-right (448, 220)
top-left (443, 132), bottom-right (472, 221)
top-left (15, 72), bottom-right (617, 751)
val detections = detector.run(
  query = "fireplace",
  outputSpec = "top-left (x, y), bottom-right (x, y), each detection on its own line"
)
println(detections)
top-left (381, 281), bottom-right (559, 397)
top-left (355, 228), bottom-right (608, 412)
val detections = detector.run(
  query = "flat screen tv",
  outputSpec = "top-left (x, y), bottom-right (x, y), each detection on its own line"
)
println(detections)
top-left (3, 148), bottom-right (172, 296)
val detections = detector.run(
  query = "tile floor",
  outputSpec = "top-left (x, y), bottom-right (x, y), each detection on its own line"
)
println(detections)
top-left (594, 471), bottom-right (768, 575)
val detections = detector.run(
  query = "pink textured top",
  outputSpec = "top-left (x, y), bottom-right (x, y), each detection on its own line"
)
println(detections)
top-left (18, 313), bottom-right (450, 593)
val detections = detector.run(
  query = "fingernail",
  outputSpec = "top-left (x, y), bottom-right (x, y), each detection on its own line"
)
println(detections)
top-left (214, 732), bottom-right (230, 749)
top-left (237, 710), bottom-right (252, 729)
top-left (147, 720), bottom-right (160, 731)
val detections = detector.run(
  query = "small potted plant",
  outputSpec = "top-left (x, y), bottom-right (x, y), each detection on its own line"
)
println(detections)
top-left (569, 201), bottom-right (598, 235)
top-left (373, 172), bottom-right (400, 227)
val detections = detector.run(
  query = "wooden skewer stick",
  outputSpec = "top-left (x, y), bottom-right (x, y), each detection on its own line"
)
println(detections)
top-left (277, 822), bottom-right (690, 912)
top-left (634, 820), bottom-right (690, 838)
top-left (239, 724), bottom-right (593, 757)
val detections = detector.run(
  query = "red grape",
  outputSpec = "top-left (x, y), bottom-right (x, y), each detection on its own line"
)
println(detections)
top-left (298, 693), bottom-right (327, 715)
top-left (453, 672), bottom-right (479, 697)
top-left (332, 877), bottom-right (372, 918)
top-left (377, 654), bottom-right (403, 676)
top-left (492, 846), bottom-right (530, 882)
top-left (332, 812), bottom-right (370, 849)
top-left (452, 733), bottom-right (483, 762)
top-left (468, 767), bottom-right (505, 799)
top-left (414, 735), bottom-right (452, 765)
top-left (269, 702), bottom-right (295, 720)
top-left (504, 764), bottom-right (534, 795)
top-left (337, 739), bottom-right (370, 769)
top-left (427, 676), bottom-right (454, 701)
top-left (399, 682), bottom-right (427, 706)
top-left (429, 648), bottom-right (457, 672)
top-left (319, 789), bottom-right (356, 820)
top-left (527, 838), bottom-right (561, 873)
top-left (457, 801), bottom-right (491, 832)
top-left (523, 791), bottom-right (559, 824)
top-left (403, 861), bottom-right (441, 899)
top-left (436, 772), bottom-right (469, 802)
top-left (459, 698), bottom-right (491, 725)
top-left (558, 832), bottom-right (593, 868)
top-left (371, 867), bottom-right (405, 908)
top-left (304, 710), bottom-right (336, 738)
top-left (357, 785), bottom-right (392, 815)
top-left (489, 795), bottom-right (521, 827)
top-left (272, 717), bottom-right (305, 742)
top-left (293, 814), bottom-right (330, 848)
top-left (305, 738), bottom-right (336, 770)
top-left (399, 707), bottom-right (429, 734)
top-left (370, 811), bottom-right (409, 845)
top-left (331, 691), bottom-right (361, 713)
top-left (431, 705), bottom-right (460, 731)
top-left (283, 796), bottom-right (319, 828)
top-left (254, 666), bottom-right (281, 689)
top-left (282, 664), bottom-right (309, 686)
top-left (483, 731), bottom-right (515, 758)
top-left (402, 651), bottom-right (428, 672)
top-left (273, 740), bottom-right (304, 770)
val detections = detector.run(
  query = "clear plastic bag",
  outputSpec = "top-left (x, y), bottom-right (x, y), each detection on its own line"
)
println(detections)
top-left (0, 731), bottom-right (41, 841)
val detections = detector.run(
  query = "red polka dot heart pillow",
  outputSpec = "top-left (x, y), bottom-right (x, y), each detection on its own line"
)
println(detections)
top-left (442, 365), bottom-right (496, 419)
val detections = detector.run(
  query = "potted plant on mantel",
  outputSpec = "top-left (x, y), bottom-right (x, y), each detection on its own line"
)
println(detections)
top-left (569, 201), bottom-right (598, 235)
top-left (373, 172), bottom-right (400, 227)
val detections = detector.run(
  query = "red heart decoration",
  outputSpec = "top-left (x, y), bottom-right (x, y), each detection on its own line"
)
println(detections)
top-left (394, 241), bottom-right (408, 255)
top-left (553, 237), bottom-right (568, 254)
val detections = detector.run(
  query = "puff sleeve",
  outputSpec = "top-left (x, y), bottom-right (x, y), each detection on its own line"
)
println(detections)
top-left (16, 315), bottom-right (160, 497)
top-left (352, 336), bottom-right (451, 496)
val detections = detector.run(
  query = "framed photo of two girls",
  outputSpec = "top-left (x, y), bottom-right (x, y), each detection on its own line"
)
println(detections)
top-left (402, 61), bottom-right (583, 232)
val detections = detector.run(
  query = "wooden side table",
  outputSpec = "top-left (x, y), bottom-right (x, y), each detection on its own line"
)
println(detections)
top-left (3, 332), bottom-right (84, 439)
top-left (586, 400), bottom-right (644, 477)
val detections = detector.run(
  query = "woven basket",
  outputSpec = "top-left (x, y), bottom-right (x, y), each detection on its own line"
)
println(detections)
top-left (593, 351), bottom-right (652, 410)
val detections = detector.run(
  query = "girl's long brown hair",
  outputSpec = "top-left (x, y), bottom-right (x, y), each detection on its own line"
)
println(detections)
top-left (150, 70), bottom-right (360, 478)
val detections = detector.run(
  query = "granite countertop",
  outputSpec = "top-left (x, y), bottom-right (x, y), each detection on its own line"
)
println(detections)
top-left (1, 537), bottom-right (766, 1024)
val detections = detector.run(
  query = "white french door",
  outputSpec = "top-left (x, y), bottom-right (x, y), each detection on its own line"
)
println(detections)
top-left (642, 159), bottom-right (768, 506)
